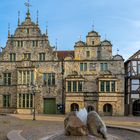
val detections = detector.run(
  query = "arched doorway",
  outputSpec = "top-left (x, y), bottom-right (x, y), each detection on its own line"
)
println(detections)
top-left (87, 106), bottom-right (94, 113)
top-left (71, 103), bottom-right (79, 111)
top-left (133, 99), bottom-right (140, 116)
top-left (103, 104), bottom-right (113, 116)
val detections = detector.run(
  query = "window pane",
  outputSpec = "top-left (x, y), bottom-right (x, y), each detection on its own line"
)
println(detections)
top-left (43, 73), bottom-right (47, 85)
top-left (73, 81), bottom-right (77, 92)
top-left (52, 74), bottom-right (55, 85)
top-left (19, 94), bottom-right (21, 108)
top-left (111, 81), bottom-right (115, 92)
top-left (84, 63), bottom-right (87, 71)
top-left (100, 81), bottom-right (105, 92)
top-left (78, 81), bottom-right (82, 92)
top-left (68, 81), bottom-right (71, 92)
top-left (30, 94), bottom-right (33, 108)
top-left (26, 94), bottom-right (29, 108)
top-left (86, 51), bottom-right (90, 57)
top-left (132, 80), bottom-right (139, 84)
top-left (138, 64), bottom-right (140, 74)
top-left (31, 71), bottom-right (34, 84)
top-left (3, 95), bottom-right (10, 108)
top-left (106, 81), bottom-right (110, 92)
top-left (23, 94), bottom-right (25, 108)
top-left (80, 63), bottom-right (83, 71)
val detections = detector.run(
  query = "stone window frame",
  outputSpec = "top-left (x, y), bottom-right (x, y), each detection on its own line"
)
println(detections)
top-left (99, 80), bottom-right (117, 93)
top-left (100, 63), bottom-right (108, 71)
top-left (80, 63), bottom-right (87, 71)
top-left (42, 73), bottom-right (56, 86)
top-left (39, 53), bottom-right (46, 61)
top-left (9, 53), bottom-right (16, 62)
top-left (66, 80), bottom-right (84, 93)
top-left (17, 93), bottom-right (33, 109)
top-left (3, 73), bottom-right (11, 85)
top-left (17, 70), bottom-right (34, 85)
top-left (3, 94), bottom-right (11, 108)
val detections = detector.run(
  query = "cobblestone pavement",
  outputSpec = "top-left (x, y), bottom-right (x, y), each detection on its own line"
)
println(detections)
top-left (0, 114), bottom-right (140, 140)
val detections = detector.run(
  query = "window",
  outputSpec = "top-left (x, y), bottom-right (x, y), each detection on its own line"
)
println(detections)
top-left (17, 41), bottom-right (23, 47)
top-left (131, 79), bottom-right (140, 94)
top-left (101, 81), bottom-right (105, 92)
top-left (18, 70), bottom-right (34, 85)
top-left (138, 63), bottom-right (140, 74)
top-left (18, 93), bottom-right (33, 108)
top-left (80, 63), bottom-right (87, 71)
top-left (27, 28), bottom-right (29, 34)
top-left (100, 63), bottom-right (108, 71)
top-left (39, 53), bottom-right (45, 61)
top-left (86, 51), bottom-right (90, 57)
top-left (23, 53), bottom-right (31, 60)
top-left (48, 73), bottom-right (55, 86)
top-left (106, 81), bottom-right (110, 92)
top-left (92, 40), bottom-right (94, 45)
top-left (100, 81), bottom-right (116, 92)
top-left (111, 81), bottom-right (115, 92)
top-left (33, 40), bottom-right (38, 47)
top-left (68, 81), bottom-right (71, 92)
top-left (3, 95), bottom-right (10, 108)
top-left (89, 63), bottom-right (96, 71)
top-left (3, 73), bottom-right (11, 85)
top-left (43, 73), bottom-right (47, 85)
top-left (67, 81), bottom-right (83, 92)
top-left (78, 81), bottom-right (82, 92)
top-left (10, 53), bottom-right (16, 61)
top-left (73, 81), bottom-right (77, 92)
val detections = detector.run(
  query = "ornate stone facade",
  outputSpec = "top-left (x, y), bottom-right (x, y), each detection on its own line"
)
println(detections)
top-left (0, 9), bottom-right (124, 116)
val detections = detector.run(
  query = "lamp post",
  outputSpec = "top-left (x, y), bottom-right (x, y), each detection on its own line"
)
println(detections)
top-left (29, 83), bottom-right (38, 121)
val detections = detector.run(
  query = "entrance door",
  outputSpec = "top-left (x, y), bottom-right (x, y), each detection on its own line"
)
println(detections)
top-left (44, 98), bottom-right (56, 114)
top-left (133, 99), bottom-right (140, 116)
top-left (87, 106), bottom-right (94, 113)
top-left (103, 103), bottom-right (113, 116)
top-left (71, 103), bottom-right (79, 111)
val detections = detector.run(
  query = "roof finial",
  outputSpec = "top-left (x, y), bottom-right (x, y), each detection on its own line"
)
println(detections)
top-left (92, 20), bottom-right (94, 31)
top-left (8, 23), bottom-right (10, 37)
top-left (117, 48), bottom-right (119, 54)
top-left (55, 38), bottom-right (58, 51)
top-left (36, 10), bottom-right (39, 25)
top-left (25, 0), bottom-right (31, 18)
top-left (46, 21), bottom-right (48, 35)
top-left (18, 11), bottom-right (20, 26)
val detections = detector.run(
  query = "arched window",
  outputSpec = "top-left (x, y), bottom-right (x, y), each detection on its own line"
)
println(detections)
top-left (103, 103), bottom-right (113, 116)
top-left (133, 99), bottom-right (140, 116)
top-left (87, 106), bottom-right (94, 113)
top-left (71, 103), bottom-right (79, 111)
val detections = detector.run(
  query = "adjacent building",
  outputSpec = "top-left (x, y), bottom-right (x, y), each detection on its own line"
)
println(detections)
top-left (0, 8), bottom-right (125, 116)
top-left (125, 50), bottom-right (140, 116)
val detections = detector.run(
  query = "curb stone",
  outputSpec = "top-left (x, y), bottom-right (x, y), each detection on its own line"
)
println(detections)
top-left (7, 130), bottom-right (26, 140)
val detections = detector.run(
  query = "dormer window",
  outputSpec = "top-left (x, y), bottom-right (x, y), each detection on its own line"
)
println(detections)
top-left (27, 28), bottom-right (29, 34)
top-left (17, 41), bottom-right (23, 47)
top-left (86, 51), bottom-right (90, 57)
top-left (33, 40), bottom-right (38, 47)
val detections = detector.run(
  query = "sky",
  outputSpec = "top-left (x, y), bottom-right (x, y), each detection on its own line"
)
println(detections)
top-left (0, 0), bottom-right (140, 60)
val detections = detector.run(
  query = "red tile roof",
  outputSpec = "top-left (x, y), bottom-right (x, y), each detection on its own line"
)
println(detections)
top-left (55, 51), bottom-right (74, 60)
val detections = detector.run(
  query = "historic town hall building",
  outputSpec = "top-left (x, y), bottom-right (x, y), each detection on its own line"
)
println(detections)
top-left (0, 7), bottom-right (125, 116)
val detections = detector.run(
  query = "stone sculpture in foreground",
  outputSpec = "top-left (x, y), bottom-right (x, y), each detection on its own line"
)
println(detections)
top-left (87, 111), bottom-right (107, 139)
top-left (64, 111), bottom-right (88, 136)
top-left (64, 109), bottom-right (107, 139)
